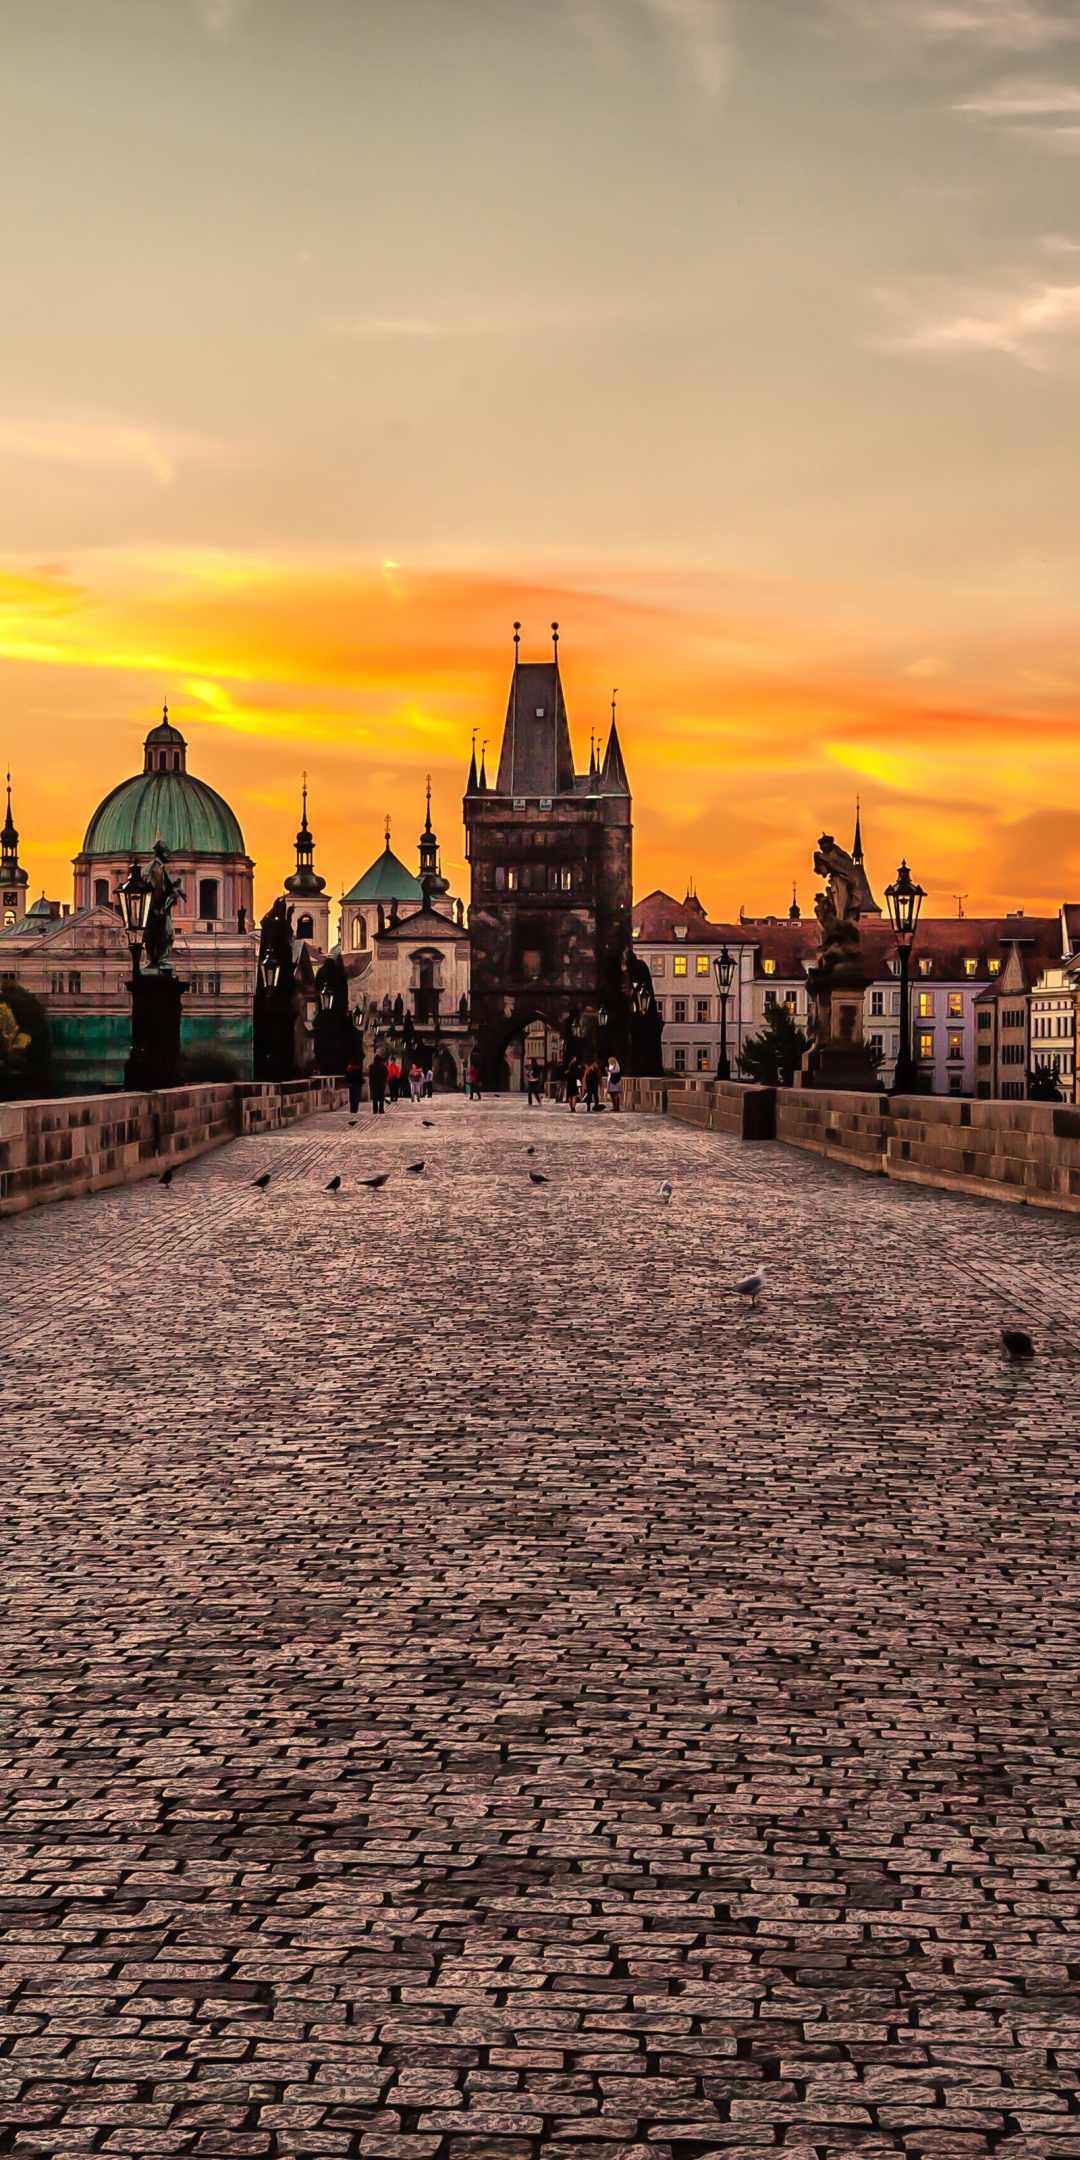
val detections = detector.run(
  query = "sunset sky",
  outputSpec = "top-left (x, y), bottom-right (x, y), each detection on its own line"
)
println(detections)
top-left (3, 0), bottom-right (1080, 921)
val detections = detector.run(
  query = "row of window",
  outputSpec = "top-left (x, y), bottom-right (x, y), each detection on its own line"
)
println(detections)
top-left (672, 1046), bottom-right (713, 1073)
top-left (92, 876), bottom-right (224, 919)
top-left (648, 953), bottom-right (712, 978)
top-left (492, 865), bottom-right (575, 893)
top-left (1032, 1014), bottom-right (1074, 1038)
top-left (914, 1031), bottom-right (966, 1060)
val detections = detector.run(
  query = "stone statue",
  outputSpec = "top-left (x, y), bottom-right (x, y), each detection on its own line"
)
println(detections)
top-left (624, 946), bottom-right (664, 1075)
top-left (811, 833), bottom-right (862, 973)
top-left (142, 841), bottom-right (184, 972)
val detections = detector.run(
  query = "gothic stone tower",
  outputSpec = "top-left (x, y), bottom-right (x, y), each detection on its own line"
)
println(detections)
top-left (464, 628), bottom-right (632, 1085)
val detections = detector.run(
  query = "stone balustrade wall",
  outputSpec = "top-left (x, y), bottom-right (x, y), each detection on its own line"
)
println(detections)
top-left (0, 1076), bottom-right (346, 1217)
top-left (622, 1075), bottom-right (1080, 1214)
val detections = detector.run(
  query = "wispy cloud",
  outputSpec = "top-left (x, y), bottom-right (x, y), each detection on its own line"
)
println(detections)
top-left (874, 271), bottom-right (1080, 366)
top-left (952, 73), bottom-right (1080, 147)
top-left (0, 420), bottom-right (180, 484)
top-left (195, 0), bottom-right (256, 37)
top-left (639, 0), bottom-right (729, 100)
top-left (564, 0), bottom-right (728, 100)
top-left (831, 0), bottom-right (1076, 50)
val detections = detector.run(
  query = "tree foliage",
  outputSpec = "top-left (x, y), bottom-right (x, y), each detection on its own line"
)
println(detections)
top-left (738, 1003), bottom-right (809, 1087)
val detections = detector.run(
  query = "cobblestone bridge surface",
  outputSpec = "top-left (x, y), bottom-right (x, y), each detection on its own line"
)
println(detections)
top-left (1, 1097), bottom-right (1079, 2160)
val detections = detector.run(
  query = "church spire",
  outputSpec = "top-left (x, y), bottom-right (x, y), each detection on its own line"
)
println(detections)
top-left (853, 795), bottom-right (864, 864)
top-left (849, 797), bottom-right (882, 917)
top-left (466, 728), bottom-right (479, 794)
top-left (284, 771), bottom-right (326, 896)
top-left (598, 691), bottom-right (630, 796)
top-left (1, 772), bottom-right (18, 863)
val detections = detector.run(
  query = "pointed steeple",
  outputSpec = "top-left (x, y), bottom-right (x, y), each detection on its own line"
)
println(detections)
top-left (478, 740), bottom-right (488, 792)
top-left (0, 772), bottom-right (27, 910)
top-left (849, 797), bottom-right (881, 916)
top-left (284, 772), bottom-right (326, 896)
top-left (494, 626), bottom-right (574, 797)
top-left (466, 728), bottom-right (479, 794)
top-left (598, 692), bottom-right (630, 796)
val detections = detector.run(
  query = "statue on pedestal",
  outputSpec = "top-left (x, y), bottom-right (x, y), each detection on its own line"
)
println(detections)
top-left (142, 841), bottom-right (184, 973)
top-left (800, 832), bottom-right (882, 1092)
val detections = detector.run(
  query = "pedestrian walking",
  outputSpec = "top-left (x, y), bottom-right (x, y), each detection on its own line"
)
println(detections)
top-left (387, 1057), bottom-right (401, 1102)
top-left (424, 1066), bottom-right (434, 1099)
top-left (409, 1061), bottom-right (424, 1103)
top-left (467, 1058), bottom-right (482, 1102)
top-left (583, 1059), bottom-right (601, 1113)
top-left (526, 1061), bottom-right (542, 1107)
top-left (369, 1052), bottom-right (388, 1115)
top-left (346, 1056), bottom-right (364, 1114)
top-left (564, 1057), bottom-right (581, 1113)
top-left (606, 1055), bottom-right (622, 1111)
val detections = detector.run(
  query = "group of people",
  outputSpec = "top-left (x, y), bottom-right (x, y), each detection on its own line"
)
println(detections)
top-left (527, 1055), bottom-right (622, 1111)
top-left (346, 1049), bottom-right (624, 1115)
top-left (346, 1055), bottom-right (434, 1115)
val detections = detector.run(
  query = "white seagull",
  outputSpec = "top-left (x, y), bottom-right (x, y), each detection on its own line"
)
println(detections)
top-left (659, 1180), bottom-right (674, 1204)
top-left (733, 1265), bottom-right (767, 1307)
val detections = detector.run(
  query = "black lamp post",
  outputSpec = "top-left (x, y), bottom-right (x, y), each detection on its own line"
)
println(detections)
top-left (713, 944), bottom-right (737, 1080)
top-left (118, 857), bottom-right (149, 968)
top-left (885, 859), bottom-right (926, 1095)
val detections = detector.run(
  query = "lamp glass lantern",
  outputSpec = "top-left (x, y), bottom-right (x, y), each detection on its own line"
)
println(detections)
top-left (885, 861), bottom-right (926, 948)
top-left (712, 945), bottom-right (737, 998)
top-left (260, 952), bottom-right (281, 992)
top-left (118, 858), bottom-right (149, 949)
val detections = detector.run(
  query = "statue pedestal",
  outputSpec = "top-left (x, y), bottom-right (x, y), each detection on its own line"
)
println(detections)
top-left (125, 969), bottom-right (187, 1092)
top-left (799, 961), bottom-right (882, 1093)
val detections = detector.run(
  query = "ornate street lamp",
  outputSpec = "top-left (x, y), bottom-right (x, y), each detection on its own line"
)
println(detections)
top-left (118, 858), bottom-right (149, 967)
top-left (885, 859), bottom-right (926, 1095)
top-left (712, 944), bottom-right (737, 1080)
top-left (260, 951), bottom-right (281, 993)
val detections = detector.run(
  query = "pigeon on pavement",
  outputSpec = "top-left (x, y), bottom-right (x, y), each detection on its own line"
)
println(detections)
top-left (659, 1180), bottom-right (673, 1203)
top-left (360, 1173), bottom-right (390, 1190)
top-left (326, 1175), bottom-right (342, 1193)
top-left (733, 1266), bottom-right (767, 1307)
top-left (349, 1119), bottom-right (357, 1127)
top-left (1002, 1327), bottom-right (1034, 1359)
top-left (526, 1146), bottom-right (536, 1155)
top-left (252, 1172), bottom-right (271, 1190)
top-left (405, 1161), bottom-right (425, 1175)
top-left (159, 1166), bottom-right (174, 1187)
top-left (422, 1119), bottom-right (435, 1127)
top-left (529, 1171), bottom-right (549, 1185)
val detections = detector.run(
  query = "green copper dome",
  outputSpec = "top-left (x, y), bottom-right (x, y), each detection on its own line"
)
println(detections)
top-left (343, 835), bottom-right (422, 905)
top-left (82, 713), bottom-right (246, 858)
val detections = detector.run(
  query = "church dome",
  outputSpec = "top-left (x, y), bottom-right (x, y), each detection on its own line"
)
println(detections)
top-left (342, 834), bottom-right (422, 906)
top-left (81, 711), bottom-right (246, 859)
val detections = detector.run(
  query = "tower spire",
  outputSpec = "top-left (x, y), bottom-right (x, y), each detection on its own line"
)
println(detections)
top-left (478, 739), bottom-right (488, 791)
top-left (853, 795), bottom-right (864, 863)
top-left (551, 619), bottom-right (559, 665)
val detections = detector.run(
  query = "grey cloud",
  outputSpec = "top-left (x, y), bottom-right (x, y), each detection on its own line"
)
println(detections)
top-left (829, 0), bottom-right (1076, 49)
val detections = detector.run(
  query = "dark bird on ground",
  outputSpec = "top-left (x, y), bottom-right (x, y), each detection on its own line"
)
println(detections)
top-left (422, 1119), bottom-right (435, 1127)
top-left (405, 1161), bottom-right (424, 1175)
top-left (733, 1265), bottom-right (767, 1307)
top-left (252, 1172), bottom-right (271, 1190)
top-left (526, 1145), bottom-right (536, 1155)
top-left (159, 1167), bottom-right (174, 1187)
top-left (360, 1173), bottom-right (390, 1190)
top-left (326, 1175), bottom-right (342, 1193)
top-left (349, 1119), bottom-right (357, 1127)
top-left (529, 1171), bottom-right (549, 1185)
top-left (1002, 1327), bottom-right (1035, 1359)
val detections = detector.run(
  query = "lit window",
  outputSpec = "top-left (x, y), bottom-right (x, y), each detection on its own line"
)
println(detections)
top-left (696, 955), bottom-right (709, 976)
top-left (918, 1031), bottom-right (934, 1060)
top-left (507, 868), bottom-right (518, 892)
top-left (696, 1046), bottom-right (710, 1072)
top-left (947, 1031), bottom-right (963, 1059)
top-left (560, 868), bottom-right (572, 891)
top-left (696, 998), bottom-right (709, 1023)
top-left (2, 911), bottom-right (12, 928)
top-left (763, 958), bottom-right (775, 975)
top-left (673, 955), bottom-right (687, 976)
top-left (919, 957), bottom-right (932, 976)
top-left (964, 958), bottom-right (977, 977)
top-left (918, 991), bottom-right (934, 1019)
top-left (989, 958), bottom-right (1000, 975)
top-left (673, 1045), bottom-right (686, 1072)
top-left (673, 999), bottom-right (687, 1023)
top-left (948, 993), bottom-right (963, 1019)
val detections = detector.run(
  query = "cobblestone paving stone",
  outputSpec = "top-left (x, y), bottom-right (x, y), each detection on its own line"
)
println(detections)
top-left (0, 1095), bottom-right (1079, 2160)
